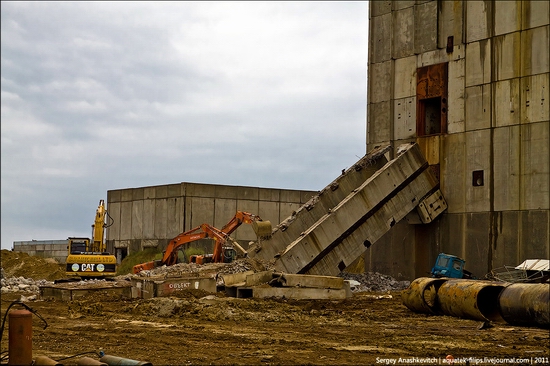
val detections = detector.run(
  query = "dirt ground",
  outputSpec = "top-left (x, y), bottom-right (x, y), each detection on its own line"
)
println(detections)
top-left (1, 252), bottom-right (549, 365)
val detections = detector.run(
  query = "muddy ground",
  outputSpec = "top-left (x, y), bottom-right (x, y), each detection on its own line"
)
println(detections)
top-left (1, 252), bottom-right (549, 365)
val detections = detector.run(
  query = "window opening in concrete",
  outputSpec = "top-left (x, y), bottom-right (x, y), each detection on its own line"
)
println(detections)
top-left (472, 170), bottom-right (484, 187)
top-left (416, 63), bottom-right (448, 137)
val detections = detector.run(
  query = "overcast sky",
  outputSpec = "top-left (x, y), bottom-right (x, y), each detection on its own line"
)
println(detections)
top-left (1, 1), bottom-right (368, 250)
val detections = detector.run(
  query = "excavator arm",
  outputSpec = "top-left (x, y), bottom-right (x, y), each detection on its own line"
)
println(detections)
top-left (132, 223), bottom-right (229, 274)
top-left (132, 211), bottom-right (272, 274)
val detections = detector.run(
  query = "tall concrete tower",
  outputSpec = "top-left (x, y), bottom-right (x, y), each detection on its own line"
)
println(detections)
top-left (366, 1), bottom-right (549, 279)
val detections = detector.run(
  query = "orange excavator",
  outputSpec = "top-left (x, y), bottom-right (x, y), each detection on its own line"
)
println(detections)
top-left (132, 211), bottom-right (271, 274)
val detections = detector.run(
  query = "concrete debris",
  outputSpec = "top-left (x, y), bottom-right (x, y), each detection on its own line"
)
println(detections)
top-left (1, 275), bottom-right (53, 295)
top-left (339, 272), bottom-right (411, 292)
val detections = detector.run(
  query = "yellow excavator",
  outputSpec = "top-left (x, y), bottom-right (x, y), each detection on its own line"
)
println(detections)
top-left (63, 200), bottom-right (117, 280)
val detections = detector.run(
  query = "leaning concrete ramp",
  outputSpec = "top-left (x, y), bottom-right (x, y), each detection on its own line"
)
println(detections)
top-left (250, 143), bottom-right (446, 276)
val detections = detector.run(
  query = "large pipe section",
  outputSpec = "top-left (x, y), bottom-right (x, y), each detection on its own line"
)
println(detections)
top-left (401, 277), bottom-right (447, 314)
top-left (498, 283), bottom-right (549, 328)
top-left (437, 280), bottom-right (506, 322)
top-left (402, 279), bottom-right (549, 328)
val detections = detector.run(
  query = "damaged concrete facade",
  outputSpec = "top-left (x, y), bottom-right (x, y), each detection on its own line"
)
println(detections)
top-left (366, 1), bottom-right (549, 279)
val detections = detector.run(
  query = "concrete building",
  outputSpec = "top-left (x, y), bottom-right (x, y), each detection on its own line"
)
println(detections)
top-left (12, 240), bottom-right (68, 263)
top-left (365, 1), bottom-right (549, 279)
top-left (105, 182), bottom-right (316, 261)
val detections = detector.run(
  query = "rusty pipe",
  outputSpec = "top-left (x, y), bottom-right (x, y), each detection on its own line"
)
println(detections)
top-left (8, 309), bottom-right (33, 366)
top-left (498, 283), bottom-right (549, 328)
top-left (100, 355), bottom-right (152, 366)
top-left (33, 356), bottom-right (63, 366)
top-left (401, 277), bottom-right (447, 314)
top-left (77, 357), bottom-right (107, 365)
top-left (437, 279), bottom-right (506, 322)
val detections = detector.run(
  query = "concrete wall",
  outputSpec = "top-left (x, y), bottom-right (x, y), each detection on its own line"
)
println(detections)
top-left (106, 182), bottom-right (316, 256)
top-left (12, 240), bottom-right (68, 264)
top-left (366, 0), bottom-right (549, 280)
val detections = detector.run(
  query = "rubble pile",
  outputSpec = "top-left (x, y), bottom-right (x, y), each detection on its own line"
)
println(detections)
top-left (135, 257), bottom-right (272, 278)
top-left (1, 274), bottom-right (53, 295)
top-left (339, 272), bottom-right (410, 292)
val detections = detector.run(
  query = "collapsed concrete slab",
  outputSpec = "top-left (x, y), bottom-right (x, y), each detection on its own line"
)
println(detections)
top-left (131, 276), bottom-right (216, 299)
top-left (251, 143), bottom-right (445, 277)
top-left (250, 144), bottom-right (391, 261)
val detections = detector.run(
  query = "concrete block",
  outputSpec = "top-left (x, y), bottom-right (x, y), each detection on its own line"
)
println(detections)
top-left (522, 1), bottom-right (549, 30)
top-left (448, 59), bottom-right (465, 133)
top-left (438, 0), bottom-right (464, 48)
top-left (153, 199), bottom-right (168, 239)
top-left (465, 84), bottom-right (491, 131)
top-left (493, 125), bottom-right (521, 211)
top-left (440, 134), bottom-right (466, 213)
top-left (369, 61), bottom-right (391, 103)
top-left (494, 79), bottom-right (521, 127)
top-left (245, 271), bottom-right (274, 287)
top-left (154, 185), bottom-right (168, 199)
top-left (393, 97), bottom-right (416, 140)
top-left (465, 1), bottom-right (492, 43)
top-left (370, 13), bottom-right (392, 63)
top-left (417, 46), bottom-right (465, 68)
top-left (520, 122), bottom-right (550, 210)
top-left (521, 26), bottom-right (550, 76)
top-left (155, 277), bottom-right (217, 297)
top-left (41, 284), bottom-right (132, 301)
top-left (521, 74), bottom-right (550, 124)
top-left (278, 274), bottom-right (344, 289)
top-left (394, 55), bottom-right (417, 99)
top-left (494, 1), bottom-right (521, 36)
top-left (494, 32), bottom-right (521, 81)
top-left (392, 7), bottom-right (415, 59)
top-left (251, 286), bottom-right (348, 300)
top-left (131, 200), bottom-right (143, 240)
top-left (465, 130), bottom-right (491, 213)
top-left (414, 1), bottom-right (438, 54)
top-left (35, 244), bottom-right (45, 251)
top-left (368, 101), bottom-right (391, 145)
top-left (465, 40), bottom-right (492, 87)
top-left (370, 1), bottom-right (392, 17)
top-left (220, 271), bottom-right (254, 287)
top-left (520, 210), bottom-right (549, 259)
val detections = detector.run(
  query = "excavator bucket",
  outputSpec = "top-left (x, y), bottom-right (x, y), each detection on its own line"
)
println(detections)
top-left (252, 220), bottom-right (272, 240)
